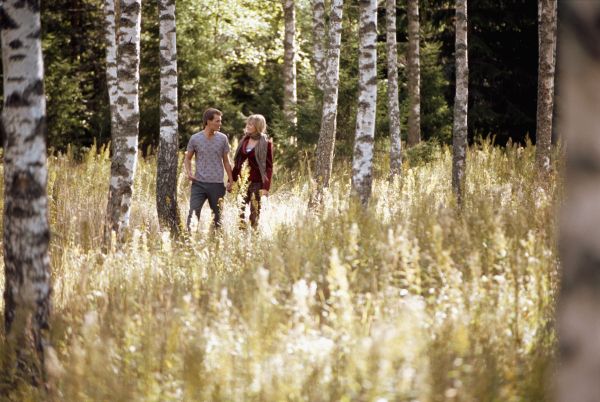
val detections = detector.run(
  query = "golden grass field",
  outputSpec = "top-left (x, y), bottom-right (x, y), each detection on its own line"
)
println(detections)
top-left (1, 141), bottom-right (559, 401)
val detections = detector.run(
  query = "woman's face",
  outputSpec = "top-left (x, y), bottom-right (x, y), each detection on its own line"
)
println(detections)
top-left (245, 122), bottom-right (257, 134)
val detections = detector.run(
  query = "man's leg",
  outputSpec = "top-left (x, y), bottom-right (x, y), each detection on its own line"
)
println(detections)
top-left (206, 183), bottom-right (226, 229)
top-left (249, 183), bottom-right (262, 228)
top-left (187, 182), bottom-right (207, 230)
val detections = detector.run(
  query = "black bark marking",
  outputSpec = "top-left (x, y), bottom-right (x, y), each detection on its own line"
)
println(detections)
top-left (27, 28), bottom-right (41, 39)
top-left (9, 54), bottom-right (26, 62)
top-left (9, 39), bottom-right (23, 49)
top-left (10, 170), bottom-right (45, 200)
top-left (0, 8), bottom-right (18, 30)
top-left (5, 92), bottom-right (30, 107)
top-left (24, 116), bottom-right (46, 143)
top-left (14, 0), bottom-right (41, 12)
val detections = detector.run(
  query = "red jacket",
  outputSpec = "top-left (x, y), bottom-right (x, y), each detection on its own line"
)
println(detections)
top-left (232, 137), bottom-right (273, 191)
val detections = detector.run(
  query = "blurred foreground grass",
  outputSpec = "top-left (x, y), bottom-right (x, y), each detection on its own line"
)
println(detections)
top-left (0, 141), bottom-right (559, 401)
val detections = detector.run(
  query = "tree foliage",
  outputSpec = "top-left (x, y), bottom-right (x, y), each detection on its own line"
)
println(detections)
top-left (0, 0), bottom-right (539, 152)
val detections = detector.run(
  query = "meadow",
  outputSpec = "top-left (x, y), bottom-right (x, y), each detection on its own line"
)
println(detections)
top-left (0, 141), bottom-right (559, 401)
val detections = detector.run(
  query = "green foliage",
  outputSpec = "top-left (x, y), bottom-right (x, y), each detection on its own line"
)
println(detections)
top-left (0, 142), bottom-right (559, 400)
top-left (41, 0), bottom-right (108, 150)
top-left (403, 139), bottom-right (443, 167)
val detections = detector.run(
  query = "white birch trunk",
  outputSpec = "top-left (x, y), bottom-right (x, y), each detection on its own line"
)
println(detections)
top-left (407, 0), bottom-right (421, 147)
top-left (105, 0), bottom-right (141, 242)
top-left (312, 0), bottom-right (326, 91)
top-left (1, 0), bottom-right (52, 383)
top-left (557, 3), bottom-right (600, 402)
top-left (535, 0), bottom-right (557, 175)
top-left (451, 0), bottom-right (468, 205)
top-left (352, 0), bottom-right (378, 205)
top-left (313, 0), bottom-right (343, 196)
top-left (282, 0), bottom-right (297, 125)
top-left (157, 0), bottom-right (181, 236)
top-left (387, 0), bottom-right (402, 178)
top-left (104, 0), bottom-right (119, 139)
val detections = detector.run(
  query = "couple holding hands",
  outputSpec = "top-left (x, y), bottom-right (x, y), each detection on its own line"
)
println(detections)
top-left (184, 108), bottom-right (273, 231)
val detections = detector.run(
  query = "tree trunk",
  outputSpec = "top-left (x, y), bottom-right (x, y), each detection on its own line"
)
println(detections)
top-left (282, 0), bottom-right (297, 125)
top-left (312, 0), bottom-right (343, 201)
top-left (1, 0), bottom-right (52, 385)
top-left (557, 3), bottom-right (600, 402)
top-left (104, 0), bottom-right (119, 146)
top-left (157, 0), bottom-right (181, 237)
top-left (312, 0), bottom-right (326, 91)
top-left (387, 0), bottom-right (402, 178)
top-left (105, 0), bottom-right (142, 244)
top-left (535, 0), bottom-right (557, 175)
top-left (407, 0), bottom-right (421, 147)
top-left (452, 0), bottom-right (468, 205)
top-left (352, 0), bottom-right (378, 206)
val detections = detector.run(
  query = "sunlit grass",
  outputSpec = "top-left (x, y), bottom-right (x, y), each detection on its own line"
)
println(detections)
top-left (0, 141), bottom-right (559, 401)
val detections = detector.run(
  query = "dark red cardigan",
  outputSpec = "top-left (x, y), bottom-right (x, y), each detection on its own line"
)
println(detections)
top-left (232, 138), bottom-right (273, 191)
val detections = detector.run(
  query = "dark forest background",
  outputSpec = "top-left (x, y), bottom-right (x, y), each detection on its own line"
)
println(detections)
top-left (1, 0), bottom-right (543, 156)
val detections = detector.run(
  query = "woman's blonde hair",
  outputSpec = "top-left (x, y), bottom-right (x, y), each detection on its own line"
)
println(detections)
top-left (246, 114), bottom-right (267, 134)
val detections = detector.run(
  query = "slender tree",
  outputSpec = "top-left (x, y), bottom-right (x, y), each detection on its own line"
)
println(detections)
top-left (535, 0), bottom-right (557, 175)
top-left (387, 0), bottom-right (402, 178)
top-left (452, 0), bottom-right (468, 205)
top-left (312, 0), bottom-right (344, 203)
top-left (282, 0), bottom-right (297, 125)
top-left (557, 3), bottom-right (600, 402)
top-left (352, 0), bottom-right (378, 205)
top-left (156, 0), bottom-right (181, 237)
top-left (312, 0), bottom-right (326, 91)
top-left (105, 0), bottom-right (142, 243)
top-left (407, 0), bottom-right (421, 147)
top-left (104, 0), bottom-right (119, 142)
top-left (1, 0), bottom-right (52, 385)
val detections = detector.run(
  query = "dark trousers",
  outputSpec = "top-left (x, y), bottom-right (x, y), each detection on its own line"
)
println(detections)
top-left (187, 181), bottom-right (226, 230)
top-left (240, 182), bottom-right (262, 228)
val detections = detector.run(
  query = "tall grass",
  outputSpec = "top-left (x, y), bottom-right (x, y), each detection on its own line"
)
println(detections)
top-left (0, 141), bottom-right (559, 401)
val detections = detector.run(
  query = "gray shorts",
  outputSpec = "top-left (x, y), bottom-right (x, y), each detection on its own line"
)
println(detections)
top-left (187, 181), bottom-right (226, 229)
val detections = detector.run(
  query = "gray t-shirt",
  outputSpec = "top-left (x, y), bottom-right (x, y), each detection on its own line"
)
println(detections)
top-left (186, 131), bottom-right (231, 183)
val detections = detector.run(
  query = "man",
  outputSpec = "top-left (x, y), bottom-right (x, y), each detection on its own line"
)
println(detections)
top-left (184, 108), bottom-right (233, 230)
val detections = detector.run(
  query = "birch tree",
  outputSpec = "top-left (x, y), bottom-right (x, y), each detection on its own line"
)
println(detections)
top-left (387, 0), bottom-right (402, 178)
top-left (1, 0), bottom-right (52, 384)
top-left (407, 0), bottom-right (421, 147)
top-left (352, 0), bottom-right (377, 205)
top-left (451, 0), bottom-right (468, 205)
top-left (312, 0), bottom-right (326, 91)
top-left (282, 0), bottom-right (297, 125)
top-left (156, 0), bottom-right (181, 237)
top-left (535, 0), bottom-right (557, 176)
top-left (105, 0), bottom-right (142, 242)
top-left (104, 0), bottom-right (118, 141)
top-left (312, 0), bottom-right (343, 202)
top-left (557, 3), bottom-right (600, 401)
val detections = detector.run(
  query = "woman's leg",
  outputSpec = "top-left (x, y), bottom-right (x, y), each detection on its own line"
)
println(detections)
top-left (249, 183), bottom-right (262, 228)
top-left (239, 183), bottom-right (253, 229)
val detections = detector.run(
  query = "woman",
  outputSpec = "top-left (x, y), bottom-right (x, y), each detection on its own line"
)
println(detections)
top-left (232, 114), bottom-right (273, 228)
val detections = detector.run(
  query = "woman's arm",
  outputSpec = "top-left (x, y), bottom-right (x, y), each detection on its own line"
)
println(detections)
top-left (262, 140), bottom-right (273, 193)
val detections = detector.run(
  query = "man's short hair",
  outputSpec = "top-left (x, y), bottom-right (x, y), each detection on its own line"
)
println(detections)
top-left (203, 108), bottom-right (222, 126)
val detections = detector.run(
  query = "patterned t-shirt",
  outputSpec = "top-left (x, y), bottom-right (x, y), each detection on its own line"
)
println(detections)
top-left (186, 131), bottom-right (231, 183)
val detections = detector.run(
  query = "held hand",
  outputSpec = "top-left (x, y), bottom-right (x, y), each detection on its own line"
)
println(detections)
top-left (260, 189), bottom-right (269, 197)
top-left (187, 172), bottom-right (196, 182)
top-left (226, 181), bottom-right (233, 193)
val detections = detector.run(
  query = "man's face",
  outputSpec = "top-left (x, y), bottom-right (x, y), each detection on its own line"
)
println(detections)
top-left (206, 114), bottom-right (222, 132)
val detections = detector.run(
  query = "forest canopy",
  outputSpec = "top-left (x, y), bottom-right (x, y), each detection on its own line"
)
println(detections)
top-left (0, 0), bottom-right (538, 153)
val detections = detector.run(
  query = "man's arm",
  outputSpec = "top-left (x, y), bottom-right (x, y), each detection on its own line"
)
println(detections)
top-left (223, 153), bottom-right (233, 192)
top-left (184, 151), bottom-right (195, 181)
